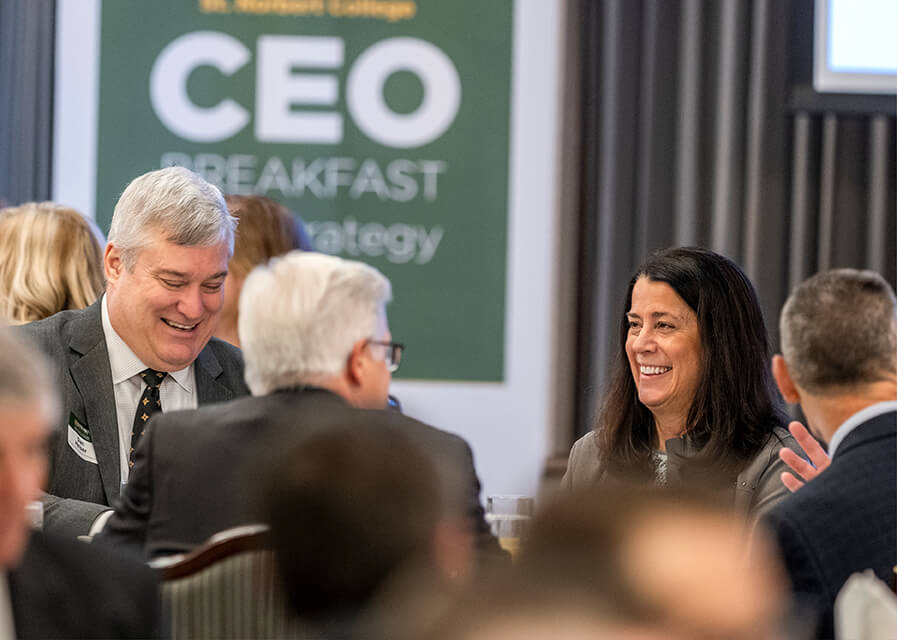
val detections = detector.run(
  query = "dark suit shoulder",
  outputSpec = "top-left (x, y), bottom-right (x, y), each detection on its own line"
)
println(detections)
top-left (151, 392), bottom-right (264, 432)
top-left (836, 411), bottom-right (896, 456)
top-left (769, 428), bottom-right (895, 523)
top-left (10, 532), bottom-right (163, 639)
top-left (18, 305), bottom-right (88, 333)
top-left (15, 305), bottom-right (92, 348)
top-left (376, 409), bottom-right (468, 450)
top-left (21, 530), bottom-right (155, 583)
top-left (146, 389), bottom-right (352, 451)
top-left (15, 303), bottom-right (106, 369)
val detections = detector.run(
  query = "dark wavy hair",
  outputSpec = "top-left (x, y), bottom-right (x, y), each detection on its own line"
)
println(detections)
top-left (595, 247), bottom-right (786, 482)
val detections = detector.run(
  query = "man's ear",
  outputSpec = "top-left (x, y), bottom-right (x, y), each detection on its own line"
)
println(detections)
top-left (104, 243), bottom-right (123, 285)
top-left (772, 355), bottom-right (801, 404)
top-left (345, 338), bottom-right (369, 387)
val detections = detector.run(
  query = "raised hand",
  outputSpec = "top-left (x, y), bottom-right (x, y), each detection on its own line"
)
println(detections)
top-left (779, 420), bottom-right (830, 492)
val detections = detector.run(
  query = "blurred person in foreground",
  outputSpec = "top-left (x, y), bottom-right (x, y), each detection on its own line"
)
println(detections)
top-left (563, 247), bottom-right (803, 519)
top-left (215, 194), bottom-right (312, 348)
top-left (430, 595), bottom-right (664, 640)
top-left (0, 328), bottom-right (163, 638)
top-left (766, 269), bottom-right (897, 639)
top-left (18, 167), bottom-right (249, 537)
top-left (262, 421), bottom-right (473, 640)
top-left (478, 487), bottom-right (792, 640)
top-left (97, 251), bottom-right (501, 560)
top-left (0, 201), bottom-right (105, 324)
top-left (426, 569), bottom-right (668, 640)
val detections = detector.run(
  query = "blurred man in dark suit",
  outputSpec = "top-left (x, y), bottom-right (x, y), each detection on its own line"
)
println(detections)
top-left (0, 328), bottom-right (163, 639)
top-left (19, 167), bottom-right (248, 537)
top-left (768, 268), bottom-right (897, 639)
top-left (97, 251), bottom-right (500, 562)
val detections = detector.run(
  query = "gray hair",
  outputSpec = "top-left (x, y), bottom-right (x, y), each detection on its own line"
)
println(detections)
top-left (780, 268), bottom-right (897, 393)
top-left (239, 251), bottom-right (392, 395)
top-left (0, 329), bottom-right (59, 424)
top-left (107, 167), bottom-right (236, 269)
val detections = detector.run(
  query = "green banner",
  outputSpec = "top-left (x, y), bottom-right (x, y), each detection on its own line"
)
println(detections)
top-left (95, 0), bottom-right (512, 381)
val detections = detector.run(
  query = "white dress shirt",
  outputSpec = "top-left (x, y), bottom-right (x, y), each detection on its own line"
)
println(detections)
top-left (828, 400), bottom-right (897, 458)
top-left (101, 295), bottom-right (198, 485)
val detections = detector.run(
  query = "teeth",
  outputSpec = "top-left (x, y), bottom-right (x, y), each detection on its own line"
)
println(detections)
top-left (164, 319), bottom-right (196, 331)
top-left (640, 365), bottom-right (671, 375)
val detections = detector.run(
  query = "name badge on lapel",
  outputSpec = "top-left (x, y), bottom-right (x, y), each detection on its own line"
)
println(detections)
top-left (67, 412), bottom-right (97, 464)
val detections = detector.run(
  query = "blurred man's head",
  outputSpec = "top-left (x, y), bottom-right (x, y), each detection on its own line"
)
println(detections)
top-left (427, 573), bottom-right (667, 640)
top-left (518, 487), bottom-right (789, 640)
top-left (773, 269), bottom-right (897, 440)
top-left (0, 330), bottom-right (58, 567)
top-left (104, 167), bottom-right (237, 372)
top-left (619, 502), bottom-right (786, 639)
top-left (262, 421), bottom-right (468, 627)
top-left (240, 252), bottom-right (397, 408)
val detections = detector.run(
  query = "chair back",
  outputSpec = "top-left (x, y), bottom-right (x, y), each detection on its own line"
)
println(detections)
top-left (152, 524), bottom-right (311, 639)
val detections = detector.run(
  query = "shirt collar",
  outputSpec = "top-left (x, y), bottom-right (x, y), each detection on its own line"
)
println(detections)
top-left (828, 400), bottom-right (897, 457)
top-left (101, 294), bottom-right (194, 392)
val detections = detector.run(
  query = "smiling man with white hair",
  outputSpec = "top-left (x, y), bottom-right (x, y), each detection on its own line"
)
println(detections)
top-left (18, 167), bottom-right (249, 537)
top-left (96, 251), bottom-right (500, 561)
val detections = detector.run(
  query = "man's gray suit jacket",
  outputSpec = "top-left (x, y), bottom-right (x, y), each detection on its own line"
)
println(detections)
top-left (17, 299), bottom-right (250, 536)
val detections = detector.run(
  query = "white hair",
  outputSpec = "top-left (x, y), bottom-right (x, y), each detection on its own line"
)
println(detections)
top-left (0, 329), bottom-right (59, 424)
top-left (239, 251), bottom-right (392, 395)
top-left (107, 166), bottom-right (236, 269)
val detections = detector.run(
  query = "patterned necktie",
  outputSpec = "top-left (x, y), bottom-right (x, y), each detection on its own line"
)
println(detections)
top-left (130, 368), bottom-right (166, 467)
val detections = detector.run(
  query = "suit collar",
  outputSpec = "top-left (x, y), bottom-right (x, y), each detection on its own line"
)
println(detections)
top-left (272, 386), bottom-right (349, 404)
top-left (194, 340), bottom-right (239, 404)
top-left (832, 408), bottom-right (897, 460)
top-left (195, 343), bottom-right (223, 379)
top-left (66, 302), bottom-right (121, 501)
top-left (66, 299), bottom-right (105, 356)
top-left (830, 403), bottom-right (897, 458)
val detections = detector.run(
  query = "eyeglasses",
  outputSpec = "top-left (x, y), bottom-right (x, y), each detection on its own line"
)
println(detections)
top-left (366, 340), bottom-right (405, 373)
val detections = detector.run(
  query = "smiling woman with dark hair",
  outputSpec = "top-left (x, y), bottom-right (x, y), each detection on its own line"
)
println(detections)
top-left (563, 247), bottom-right (804, 519)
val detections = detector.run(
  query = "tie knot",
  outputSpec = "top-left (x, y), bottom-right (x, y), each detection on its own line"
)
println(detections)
top-left (139, 368), bottom-right (167, 388)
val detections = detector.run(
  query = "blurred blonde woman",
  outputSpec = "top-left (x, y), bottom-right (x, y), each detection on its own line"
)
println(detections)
top-left (0, 202), bottom-right (105, 324)
top-left (216, 195), bottom-right (312, 348)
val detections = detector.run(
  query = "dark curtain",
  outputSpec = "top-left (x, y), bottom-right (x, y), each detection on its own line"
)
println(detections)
top-left (572, 0), bottom-right (896, 440)
top-left (0, 0), bottom-right (56, 206)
